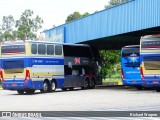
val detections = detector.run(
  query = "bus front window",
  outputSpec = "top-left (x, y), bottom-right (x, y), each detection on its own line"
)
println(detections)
top-left (122, 48), bottom-right (140, 67)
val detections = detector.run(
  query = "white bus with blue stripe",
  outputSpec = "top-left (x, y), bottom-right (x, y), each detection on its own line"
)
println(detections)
top-left (0, 40), bottom-right (102, 94)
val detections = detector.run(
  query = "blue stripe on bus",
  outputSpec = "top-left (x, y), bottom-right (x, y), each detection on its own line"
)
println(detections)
top-left (142, 56), bottom-right (160, 61)
top-left (0, 57), bottom-right (64, 68)
top-left (31, 58), bottom-right (64, 65)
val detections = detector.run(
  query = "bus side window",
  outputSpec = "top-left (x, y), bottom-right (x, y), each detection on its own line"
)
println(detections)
top-left (38, 44), bottom-right (46, 55)
top-left (47, 45), bottom-right (54, 55)
top-left (55, 45), bottom-right (62, 55)
top-left (31, 44), bottom-right (37, 54)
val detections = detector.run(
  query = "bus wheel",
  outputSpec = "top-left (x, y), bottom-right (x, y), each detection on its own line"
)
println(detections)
top-left (40, 81), bottom-right (49, 93)
top-left (89, 77), bottom-right (95, 89)
top-left (17, 90), bottom-right (24, 95)
top-left (49, 81), bottom-right (56, 92)
top-left (26, 90), bottom-right (35, 94)
top-left (81, 78), bottom-right (89, 89)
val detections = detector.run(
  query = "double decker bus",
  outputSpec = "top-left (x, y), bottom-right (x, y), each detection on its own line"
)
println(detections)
top-left (140, 34), bottom-right (160, 92)
top-left (0, 40), bottom-right (102, 94)
top-left (121, 45), bottom-right (142, 90)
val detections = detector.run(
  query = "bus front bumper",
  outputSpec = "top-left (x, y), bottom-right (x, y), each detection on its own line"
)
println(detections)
top-left (2, 80), bottom-right (33, 90)
top-left (142, 79), bottom-right (160, 87)
top-left (122, 79), bottom-right (142, 86)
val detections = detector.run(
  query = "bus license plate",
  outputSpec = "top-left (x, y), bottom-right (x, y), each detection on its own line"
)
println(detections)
top-left (153, 81), bottom-right (158, 84)
top-left (12, 84), bottom-right (17, 86)
top-left (133, 80), bottom-right (137, 83)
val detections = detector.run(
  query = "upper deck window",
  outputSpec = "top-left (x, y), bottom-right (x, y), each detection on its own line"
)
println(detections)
top-left (55, 45), bottom-right (62, 55)
top-left (38, 44), bottom-right (46, 55)
top-left (47, 45), bottom-right (54, 55)
top-left (1, 45), bottom-right (25, 55)
top-left (31, 44), bottom-right (37, 54)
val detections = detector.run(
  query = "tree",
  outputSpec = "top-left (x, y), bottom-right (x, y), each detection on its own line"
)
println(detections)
top-left (1, 15), bottom-right (15, 41)
top-left (0, 30), bottom-right (3, 42)
top-left (16, 9), bottom-right (43, 40)
top-left (2, 15), bottom-right (14, 31)
top-left (65, 12), bottom-right (89, 23)
top-left (82, 12), bottom-right (89, 17)
top-left (100, 50), bottom-right (120, 79)
top-left (105, 0), bottom-right (128, 9)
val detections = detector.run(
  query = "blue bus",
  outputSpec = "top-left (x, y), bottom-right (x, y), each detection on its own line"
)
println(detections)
top-left (0, 40), bottom-right (102, 94)
top-left (121, 45), bottom-right (142, 90)
top-left (140, 34), bottom-right (160, 92)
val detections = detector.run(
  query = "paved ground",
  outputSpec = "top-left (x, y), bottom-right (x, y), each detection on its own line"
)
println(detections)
top-left (0, 86), bottom-right (160, 112)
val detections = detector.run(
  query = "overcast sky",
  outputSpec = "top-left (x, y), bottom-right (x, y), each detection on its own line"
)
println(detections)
top-left (0, 0), bottom-right (109, 31)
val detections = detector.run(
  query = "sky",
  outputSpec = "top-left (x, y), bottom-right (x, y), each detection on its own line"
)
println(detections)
top-left (0, 0), bottom-right (109, 31)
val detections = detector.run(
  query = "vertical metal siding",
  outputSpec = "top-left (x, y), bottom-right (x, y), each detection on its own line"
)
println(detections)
top-left (43, 0), bottom-right (160, 44)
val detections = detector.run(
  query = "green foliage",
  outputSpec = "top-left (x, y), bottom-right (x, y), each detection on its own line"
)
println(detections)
top-left (16, 9), bottom-right (43, 40)
top-left (100, 50), bottom-right (120, 79)
top-left (1, 15), bottom-right (15, 41)
top-left (0, 31), bottom-right (3, 42)
top-left (105, 0), bottom-right (128, 9)
top-left (65, 12), bottom-right (89, 23)
top-left (2, 15), bottom-right (14, 31)
top-left (82, 12), bottom-right (89, 17)
top-left (0, 9), bottom-right (43, 41)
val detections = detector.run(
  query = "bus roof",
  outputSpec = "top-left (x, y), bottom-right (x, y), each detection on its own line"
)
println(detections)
top-left (1, 40), bottom-right (90, 47)
top-left (141, 34), bottom-right (160, 39)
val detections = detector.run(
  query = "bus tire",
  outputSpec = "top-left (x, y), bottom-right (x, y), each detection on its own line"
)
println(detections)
top-left (49, 81), bottom-right (56, 92)
top-left (17, 90), bottom-right (24, 94)
top-left (89, 77), bottom-right (95, 89)
top-left (26, 89), bottom-right (35, 94)
top-left (40, 81), bottom-right (49, 93)
top-left (81, 78), bottom-right (89, 89)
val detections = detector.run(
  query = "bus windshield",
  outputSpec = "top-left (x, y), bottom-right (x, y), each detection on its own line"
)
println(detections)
top-left (143, 56), bottom-right (160, 70)
top-left (141, 38), bottom-right (160, 50)
top-left (3, 60), bottom-right (24, 73)
top-left (122, 47), bottom-right (140, 67)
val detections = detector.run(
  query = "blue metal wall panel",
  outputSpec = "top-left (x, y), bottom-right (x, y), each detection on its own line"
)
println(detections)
top-left (43, 0), bottom-right (160, 44)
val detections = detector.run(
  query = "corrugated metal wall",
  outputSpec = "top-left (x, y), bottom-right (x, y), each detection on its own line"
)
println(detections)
top-left (43, 0), bottom-right (160, 44)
